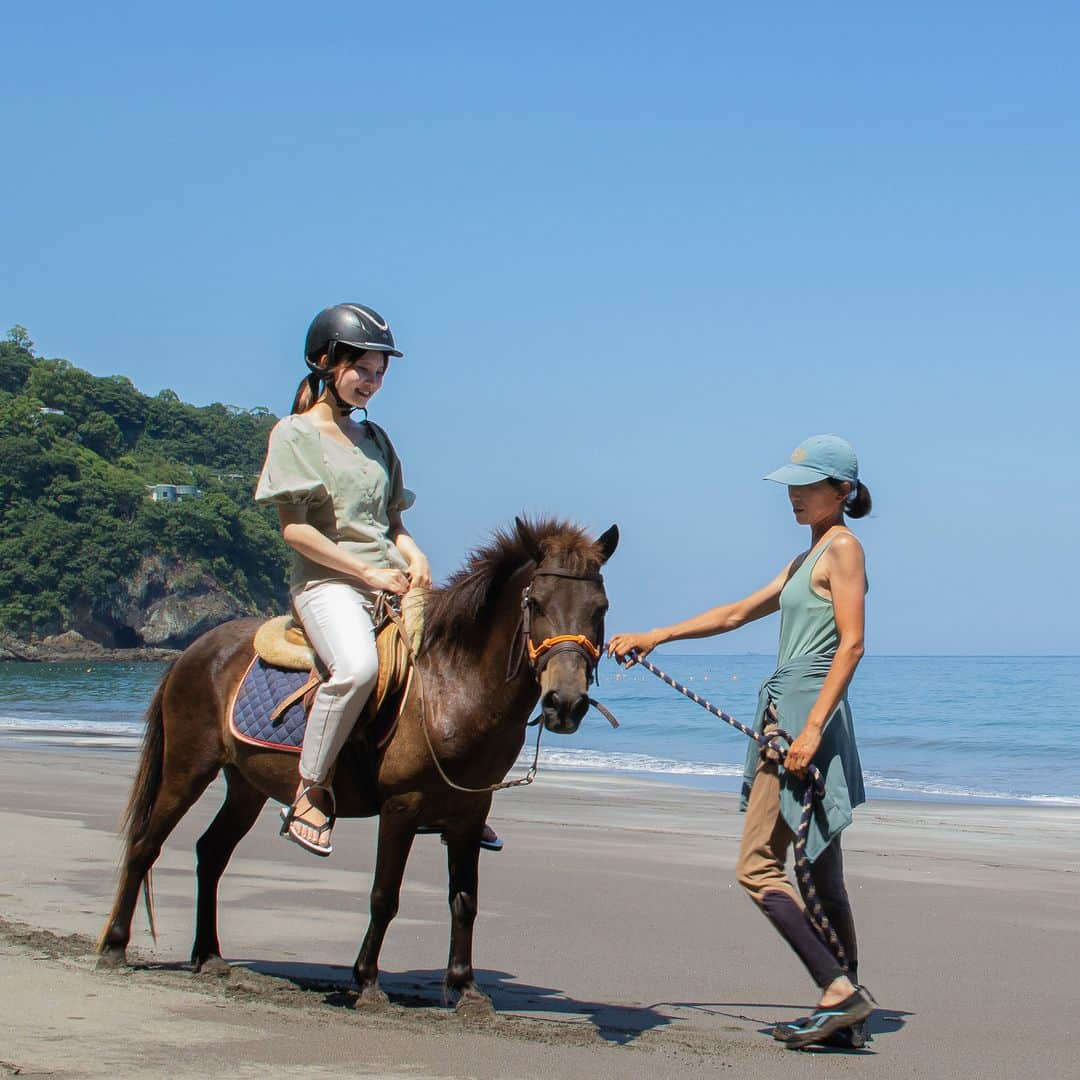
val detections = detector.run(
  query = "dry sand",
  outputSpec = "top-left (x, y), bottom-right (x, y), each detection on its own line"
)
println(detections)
top-left (1, 747), bottom-right (1078, 1079)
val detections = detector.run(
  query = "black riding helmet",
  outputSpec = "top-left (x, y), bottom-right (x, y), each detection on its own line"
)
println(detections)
top-left (304, 303), bottom-right (403, 373)
top-left (303, 303), bottom-right (403, 415)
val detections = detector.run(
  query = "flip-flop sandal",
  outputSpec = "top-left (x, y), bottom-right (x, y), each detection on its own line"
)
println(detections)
top-left (279, 785), bottom-right (336, 858)
top-left (780, 987), bottom-right (874, 1050)
top-left (415, 825), bottom-right (504, 852)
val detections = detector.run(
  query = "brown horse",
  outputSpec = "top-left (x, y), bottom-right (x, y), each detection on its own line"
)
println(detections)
top-left (98, 517), bottom-right (617, 1010)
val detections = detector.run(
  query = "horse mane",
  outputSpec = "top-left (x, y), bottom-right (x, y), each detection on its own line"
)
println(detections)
top-left (423, 517), bottom-right (605, 654)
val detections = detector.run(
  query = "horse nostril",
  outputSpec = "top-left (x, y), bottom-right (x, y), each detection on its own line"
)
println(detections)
top-left (569, 696), bottom-right (589, 725)
top-left (542, 690), bottom-right (562, 714)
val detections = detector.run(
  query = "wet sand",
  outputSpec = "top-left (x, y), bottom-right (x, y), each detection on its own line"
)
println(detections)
top-left (2, 747), bottom-right (1078, 1078)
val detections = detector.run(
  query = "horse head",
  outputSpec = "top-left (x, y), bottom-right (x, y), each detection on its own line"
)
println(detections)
top-left (514, 517), bottom-right (619, 734)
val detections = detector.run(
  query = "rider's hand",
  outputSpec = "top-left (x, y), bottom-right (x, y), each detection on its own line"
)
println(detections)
top-left (406, 555), bottom-right (432, 589)
top-left (363, 567), bottom-right (411, 596)
top-left (783, 727), bottom-right (822, 777)
top-left (606, 630), bottom-right (662, 666)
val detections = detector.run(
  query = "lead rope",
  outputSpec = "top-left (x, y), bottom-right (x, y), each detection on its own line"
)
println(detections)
top-left (624, 650), bottom-right (849, 972)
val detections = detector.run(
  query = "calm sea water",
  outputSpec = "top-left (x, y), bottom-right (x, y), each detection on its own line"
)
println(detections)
top-left (1, 656), bottom-right (1077, 806)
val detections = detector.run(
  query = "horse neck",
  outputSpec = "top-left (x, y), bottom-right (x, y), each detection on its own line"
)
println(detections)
top-left (439, 562), bottom-right (539, 722)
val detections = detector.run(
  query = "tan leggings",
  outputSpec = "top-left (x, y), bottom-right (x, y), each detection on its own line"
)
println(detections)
top-left (736, 751), bottom-right (858, 987)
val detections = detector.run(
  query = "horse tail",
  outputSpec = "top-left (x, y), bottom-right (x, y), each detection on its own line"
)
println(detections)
top-left (97, 661), bottom-right (173, 949)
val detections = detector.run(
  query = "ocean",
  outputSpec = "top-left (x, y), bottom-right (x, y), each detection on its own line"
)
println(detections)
top-left (1, 655), bottom-right (1077, 806)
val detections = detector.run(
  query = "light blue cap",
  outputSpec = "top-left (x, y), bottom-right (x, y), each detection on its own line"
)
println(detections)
top-left (764, 434), bottom-right (859, 487)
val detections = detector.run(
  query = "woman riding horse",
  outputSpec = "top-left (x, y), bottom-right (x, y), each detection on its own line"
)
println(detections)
top-left (256, 303), bottom-right (499, 855)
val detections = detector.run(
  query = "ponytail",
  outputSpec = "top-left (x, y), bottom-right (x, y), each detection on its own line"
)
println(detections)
top-left (846, 480), bottom-right (873, 519)
top-left (828, 478), bottom-right (873, 518)
top-left (291, 373), bottom-right (321, 415)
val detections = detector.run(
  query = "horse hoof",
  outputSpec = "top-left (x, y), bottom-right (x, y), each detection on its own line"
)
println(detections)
top-left (455, 989), bottom-right (495, 1021)
top-left (355, 985), bottom-right (391, 1011)
top-left (193, 955), bottom-right (231, 977)
top-left (96, 947), bottom-right (127, 971)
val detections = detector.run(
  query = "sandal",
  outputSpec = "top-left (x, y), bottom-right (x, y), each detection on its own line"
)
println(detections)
top-left (415, 824), bottom-right (504, 852)
top-left (279, 785), bottom-right (336, 858)
top-left (774, 1017), bottom-right (870, 1049)
top-left (779, 986), bottom-right (874, 1050)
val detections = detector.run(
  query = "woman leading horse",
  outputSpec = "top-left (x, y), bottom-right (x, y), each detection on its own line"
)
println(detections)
top-left (609, 434), bottom-right (873, 1050)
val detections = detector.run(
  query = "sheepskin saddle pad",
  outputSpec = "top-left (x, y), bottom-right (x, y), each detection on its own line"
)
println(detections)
top-left (229, 594), bottom-right (425, 753)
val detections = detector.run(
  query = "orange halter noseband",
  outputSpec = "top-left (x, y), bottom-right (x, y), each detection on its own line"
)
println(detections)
top-left (528, 634), bottom-right (602, 667)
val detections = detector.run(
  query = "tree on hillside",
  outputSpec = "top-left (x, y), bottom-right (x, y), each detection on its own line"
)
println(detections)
top-left (6, 325), bottom-right (34, 351)
top-left (1, 327), bottom-right (37, 393)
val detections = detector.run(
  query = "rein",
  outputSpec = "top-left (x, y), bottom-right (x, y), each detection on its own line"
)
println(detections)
top-left (625, 650), bottom-right (850, 973)
top-left (382, 564), bottom-right (617, 797)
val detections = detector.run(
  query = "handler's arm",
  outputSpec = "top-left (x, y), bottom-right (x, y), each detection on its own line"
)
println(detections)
top-left (783, 535), bottom-right (866, 775)
top-left (277, 506), bottom-right (410, 595)
top-left (607, 564), bottom-right (792, 663)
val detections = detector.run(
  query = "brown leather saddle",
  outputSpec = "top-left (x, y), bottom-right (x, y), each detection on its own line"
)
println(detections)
top-left (250, 590), bottom-right (425, 734)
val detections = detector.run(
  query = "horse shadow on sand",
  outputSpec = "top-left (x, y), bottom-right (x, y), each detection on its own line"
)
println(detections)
top-left (134, 955), bottom-right (909, 1051)
top-left (151, 956), bottom-right (673, 1045)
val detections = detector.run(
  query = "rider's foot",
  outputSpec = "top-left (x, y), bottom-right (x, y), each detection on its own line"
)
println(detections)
top-left (416, 822), bottom-right (504, 852)
top-left (280, 783), bottom-right (335, 857)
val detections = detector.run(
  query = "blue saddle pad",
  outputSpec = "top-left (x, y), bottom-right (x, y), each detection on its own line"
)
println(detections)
top-left (230, 658), bottom-right (313, 752)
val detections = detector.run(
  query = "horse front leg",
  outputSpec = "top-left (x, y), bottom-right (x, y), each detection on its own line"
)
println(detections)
top-left (352, 805), bottom-right (415, 1008)
top-left (443, 820), bottom-right (492, 1015)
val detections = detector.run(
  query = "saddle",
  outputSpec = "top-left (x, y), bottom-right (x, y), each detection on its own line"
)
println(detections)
top-left (245, 590), bottom-right (426, 737)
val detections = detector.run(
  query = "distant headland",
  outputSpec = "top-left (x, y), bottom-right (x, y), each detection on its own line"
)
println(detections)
top-left (0, 326), bottom-right (288, 661)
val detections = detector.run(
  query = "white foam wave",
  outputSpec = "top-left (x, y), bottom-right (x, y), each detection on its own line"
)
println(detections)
top-left (860, 770), bottom-right (1080, 807)
top-left (0, 715), bottom-right (143, 739)
top-left (521, 746), bottom-right (745, 778)
top-left (521, 746), bottom-right (1080, 806)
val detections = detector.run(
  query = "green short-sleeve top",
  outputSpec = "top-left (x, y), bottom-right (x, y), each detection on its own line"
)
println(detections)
top-left (255, 413), bottom-right (416, 593)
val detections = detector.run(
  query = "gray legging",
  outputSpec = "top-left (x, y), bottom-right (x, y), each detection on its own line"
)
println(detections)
top-left (291, 580), bottom-right (379, 785)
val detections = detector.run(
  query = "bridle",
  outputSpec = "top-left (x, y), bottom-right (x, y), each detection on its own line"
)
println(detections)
top-left (506, 567), bottom-right (605, 685)
top-left (390, 562), bottom-right (617, 798)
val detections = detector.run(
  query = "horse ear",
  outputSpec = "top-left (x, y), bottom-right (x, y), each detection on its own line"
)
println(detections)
top-left (596, 524), bottom-right (619, 564)
top-left (515, 516), bottom-right (544, 564)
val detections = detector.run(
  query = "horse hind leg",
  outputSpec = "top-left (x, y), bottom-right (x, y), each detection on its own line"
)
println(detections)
top-left (191, 766), bottom-right (267, 975)
top-left (97, 763), bottom-right (219, 969)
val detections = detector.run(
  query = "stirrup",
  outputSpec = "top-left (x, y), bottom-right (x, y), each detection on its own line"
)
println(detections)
top-left (279, 785), bottom-right (337, 858)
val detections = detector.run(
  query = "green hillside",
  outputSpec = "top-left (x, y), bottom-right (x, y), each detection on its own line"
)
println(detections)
top-left (0, 326), bottom-right (289, 644)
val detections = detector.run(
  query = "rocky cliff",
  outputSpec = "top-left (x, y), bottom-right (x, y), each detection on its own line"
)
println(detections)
top-left (1, 555), bottom-right (272, 660)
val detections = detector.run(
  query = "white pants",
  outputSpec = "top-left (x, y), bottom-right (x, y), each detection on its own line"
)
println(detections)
top-left (291, 580), bottom-right (379, 785)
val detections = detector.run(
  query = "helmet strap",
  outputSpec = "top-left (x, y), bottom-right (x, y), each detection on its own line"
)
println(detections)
top-left (317, 340), bottom-right (358, 417)
top-left (325, 380), bottom-right (355, 417)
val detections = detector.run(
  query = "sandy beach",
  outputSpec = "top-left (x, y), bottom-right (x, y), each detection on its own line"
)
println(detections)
top-left (2, 747), bottom-right (1078, 1079)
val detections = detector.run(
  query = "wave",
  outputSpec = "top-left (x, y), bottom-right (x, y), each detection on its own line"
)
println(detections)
top-left (3, 714), bottom-right (1077, 807)
top-left (0, 715), bottom-right (144, 739)
top-left (528, 747), bottom-right (746, 778)
top-left (521, 745), bottom-right (1080, 806)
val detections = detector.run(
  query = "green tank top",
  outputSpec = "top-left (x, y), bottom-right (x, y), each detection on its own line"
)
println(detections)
top-left (776, 534), bottom-right (845, 665)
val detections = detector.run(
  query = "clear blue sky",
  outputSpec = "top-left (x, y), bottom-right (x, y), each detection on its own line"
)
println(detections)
top-left (4, 3), bottom-right (1078, 654)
